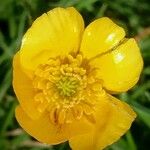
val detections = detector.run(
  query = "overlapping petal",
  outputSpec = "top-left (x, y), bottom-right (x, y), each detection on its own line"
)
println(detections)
top-left (69, 94), bottom-right (136, 150)
top-left (15, 106), bottom-right (93, 145)
top-left (20, 7), bottom-right (84, 76)
top-left (89, 38), bottom-right (143, 93)
top-left (80, 17), bottom-right (125, 58)
top-left (13, 52), bottom-right (42, 120)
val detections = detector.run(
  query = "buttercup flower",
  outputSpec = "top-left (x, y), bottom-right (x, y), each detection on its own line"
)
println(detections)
top-left (13, 7), bottom-right (143, 150)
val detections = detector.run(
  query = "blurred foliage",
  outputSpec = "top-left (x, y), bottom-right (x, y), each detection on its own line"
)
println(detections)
top-left (0, 0), bottom-right (150, 150)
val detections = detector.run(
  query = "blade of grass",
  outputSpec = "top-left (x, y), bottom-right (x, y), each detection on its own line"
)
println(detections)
top-left (0, 100), bottom-right (17, 136)
top-left (8, 16), bottom-right (17, 40)
top-left (10, 11), bottom-right (27, 54)
top-left (0, 54), bottom-right (9, 65)
top-left (0, 31), bottom-right (12, 57)
top-left (131, 82), bottom-right (150, 100)
top-left (0, 68), bottom-right (12, 102)
top-left (132, 101), bottom-right (150, 128)
top-left (126, 131), bottom-right (137, 150)
top-left (95, 3), bottom-right (108, 18)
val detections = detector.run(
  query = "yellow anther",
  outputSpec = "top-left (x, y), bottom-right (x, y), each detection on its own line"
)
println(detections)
top-left (33, 54), bottom-right (103, 124)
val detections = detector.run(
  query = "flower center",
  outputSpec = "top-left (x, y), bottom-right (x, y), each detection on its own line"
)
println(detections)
top-left (56, 76), bottom-right (79, 97)
top-left (33, 54), bottom-right (104, 125)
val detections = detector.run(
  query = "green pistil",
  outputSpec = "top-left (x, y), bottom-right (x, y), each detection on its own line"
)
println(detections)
top-left (56, 76), bottom-right (79, 97)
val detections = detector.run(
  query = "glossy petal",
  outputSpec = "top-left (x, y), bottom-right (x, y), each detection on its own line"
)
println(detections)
top-left (13, 52), bottom-right (43, 120)
top-left (20, 7), bottom-right (84, 76)
top-left (80, 17), bottom-right (125, 58)
top-left (69, 94), bottom-right (136, 150)
top-left (90, 38), bottom-right (143, 93)
top-left (15, 106), bottom-right (93, 144)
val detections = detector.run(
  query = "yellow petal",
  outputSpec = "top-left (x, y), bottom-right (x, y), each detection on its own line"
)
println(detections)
top-left (15, 106), bottom-right (93, 145)
top-left (90, 38), bottom-right (143, 93)
top-left (69, 132), bottom-right (95, 150)
top-left (80, 17), bottom-right (125, 58)
top-left (15, 106), bottom-right (67, 144)
top-left (69, 94), bottom-right (136, 150)
top-left (69, 93), bottom-right (110, 150)
top-left (20, 7), bottom-right (84, 76)
top-left (13, 52), bottom-right (43, 120)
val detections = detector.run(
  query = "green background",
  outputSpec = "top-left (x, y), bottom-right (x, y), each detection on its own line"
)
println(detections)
top-left (0, 0), bottom-right (150, 150)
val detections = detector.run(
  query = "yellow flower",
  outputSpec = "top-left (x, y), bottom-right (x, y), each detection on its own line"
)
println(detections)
top-left (13, 7), bottom-right (143, 150)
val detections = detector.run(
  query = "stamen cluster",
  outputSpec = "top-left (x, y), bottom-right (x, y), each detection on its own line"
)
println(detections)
top-left (33, 54), bottom-right (104, 124)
